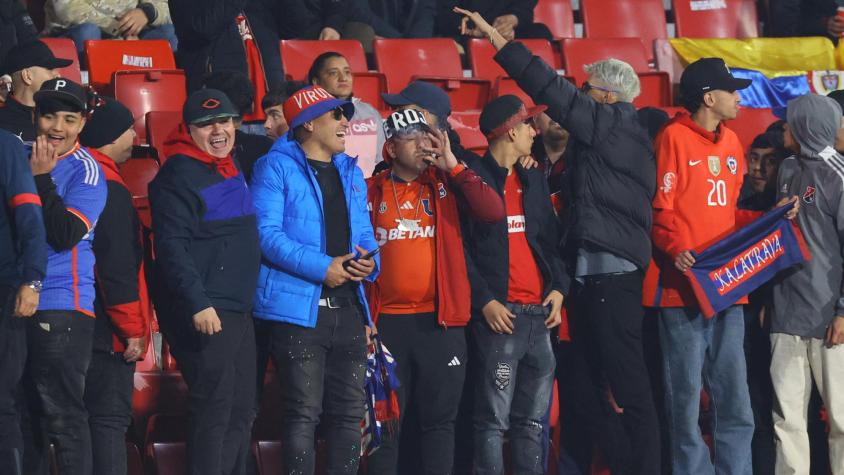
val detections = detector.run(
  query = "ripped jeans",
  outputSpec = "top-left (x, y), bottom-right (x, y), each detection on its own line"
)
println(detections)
top-left (471, 302), bottom-right (556, 475)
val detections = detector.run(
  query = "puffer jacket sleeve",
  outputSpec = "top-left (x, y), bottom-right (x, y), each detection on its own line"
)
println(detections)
top-left (349, 163), bottom-right (380, 281)
top-left (250, 153), bottom-right (334, 284)
top-left (494, 41), bottom-right (615, 147)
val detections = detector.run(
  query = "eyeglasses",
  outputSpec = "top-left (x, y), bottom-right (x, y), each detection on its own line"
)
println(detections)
top-left (331, 107), bottom-right (345, 121)
top-left (581, 81), bottom-right (617, 95)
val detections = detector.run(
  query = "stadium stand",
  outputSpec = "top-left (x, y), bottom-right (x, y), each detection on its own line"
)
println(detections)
top-left (40, 38), bottom-right (82, 84)
top-left (84, 39), bottom-right (176, 93)
top-left (533, 0), bottom-right (575, 39)
top-left (280, 39), bottom-right (369, 82)
top-left (672, 0), bottom-right (759, 38)
top-left (580, 0), bottom-right (667, 61)
top-left (112, 69), bottom-right (186, 144)
top-left (468, 38), bottom-right (559, 82)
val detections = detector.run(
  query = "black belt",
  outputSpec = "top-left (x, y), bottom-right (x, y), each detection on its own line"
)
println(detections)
top-left (505, 302), bottom-right (548, 316)
top-left (318, 296), bottom-right (357, 309)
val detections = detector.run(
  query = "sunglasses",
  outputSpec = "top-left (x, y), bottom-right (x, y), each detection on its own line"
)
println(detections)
top-left (581, 81), bottom-right (617, 94)
top-left (331, 107), bottom-right (346, 121)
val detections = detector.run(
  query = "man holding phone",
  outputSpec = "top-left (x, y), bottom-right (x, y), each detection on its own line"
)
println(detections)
top-left (250, 85), bottom-right (379, 475)
top-left (364, 109), bottom-right (504, 474)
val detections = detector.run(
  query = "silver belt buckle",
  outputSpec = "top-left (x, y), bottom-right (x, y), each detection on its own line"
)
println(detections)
top-left (320, 298), bottom-right (341, 309)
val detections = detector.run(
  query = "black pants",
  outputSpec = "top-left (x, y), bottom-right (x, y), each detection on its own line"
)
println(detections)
top-left (24, 310), bottom-right (95, 475)
top-left (366, 313), bottom-right (467, 475)
top-left (744, 303), bottom-right (775, 475)
top-left (568, 271), bottom-right (661, 475)
top-left (84, 350), bottom-right (136, 475)
top-left (270, 305), bottom-right (368, 475)
top-left (0, 287), bottom-right (26, 475)
top-left (167, 311), bottom-right (256, 475)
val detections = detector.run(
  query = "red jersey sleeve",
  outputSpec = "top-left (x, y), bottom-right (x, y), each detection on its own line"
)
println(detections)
top-left (652, 129), bottom-right (690, 258)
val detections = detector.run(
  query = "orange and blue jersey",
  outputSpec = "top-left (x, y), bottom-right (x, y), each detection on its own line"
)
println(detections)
top-left (0, 130), bottom-right (46, 290)
top-left (38, 144), bottom-right (107, 316)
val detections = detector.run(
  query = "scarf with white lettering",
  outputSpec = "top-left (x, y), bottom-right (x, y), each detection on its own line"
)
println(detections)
top-left (686, 202), bottom-right (810, 318)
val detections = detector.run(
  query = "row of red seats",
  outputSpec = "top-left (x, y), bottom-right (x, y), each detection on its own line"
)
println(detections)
top-left (535, 0), bottom-right (758, 59)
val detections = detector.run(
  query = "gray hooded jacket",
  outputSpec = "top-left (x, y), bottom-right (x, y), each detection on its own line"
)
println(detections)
top-left (773, 93), bottom-right (844, 338)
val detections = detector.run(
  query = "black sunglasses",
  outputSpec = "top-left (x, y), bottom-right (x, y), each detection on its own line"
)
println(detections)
top-left (331, 107), bottom-right (345, 121)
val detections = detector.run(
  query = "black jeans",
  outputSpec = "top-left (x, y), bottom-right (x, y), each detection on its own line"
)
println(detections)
top-left (84, 350), bottom-right (136, 475)
top-left (25, 310), bottom-right (95, 475)
top-left (167, 311), bottom-right (256, 475)
top-left (568, 271), bottom-right (661, 475)
top-left (0, 287), bottom-right (27, 475)
top-left (269, 305), bottom-right (368, 475)
top-left (366, 313), bottom-right (467, 475)
top-left (471, 303), bottom-right (555, 475)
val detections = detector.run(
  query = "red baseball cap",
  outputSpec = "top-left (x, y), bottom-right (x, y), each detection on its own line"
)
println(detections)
top-left (283, 85), bottom-right (355, 130)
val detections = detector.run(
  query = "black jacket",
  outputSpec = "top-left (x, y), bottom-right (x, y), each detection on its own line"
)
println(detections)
top-left (149, 152), bottom-right (261, 327)
top-left (233, 129), bottom-right (272, 182)
top-left (0, 96), bottom-right (35, 142)
top-left (769, 0), bottom-right (836, 40)
top-left (348, 0), bottom-right (435, 38)
top-left (0, 0), bottom-right (37, 65)
top-left (168, 0), bottom-right (283, 93)
top-left (495, 41), bottom-right (656, 271)
top-left (462, 153), bottom-right (568, 315)
top-left (436, 0), bottom-right (536, 38)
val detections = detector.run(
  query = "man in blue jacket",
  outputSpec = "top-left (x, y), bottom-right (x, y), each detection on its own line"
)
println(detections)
top-left (250, 84), bottom-right (379, 475)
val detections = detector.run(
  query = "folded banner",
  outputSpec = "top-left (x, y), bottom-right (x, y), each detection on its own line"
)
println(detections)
top-left (685, 203), bottom-right (810, 318)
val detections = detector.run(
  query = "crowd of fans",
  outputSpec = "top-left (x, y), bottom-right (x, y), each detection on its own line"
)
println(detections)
top-left (2, 1), bottom-right (844, 475)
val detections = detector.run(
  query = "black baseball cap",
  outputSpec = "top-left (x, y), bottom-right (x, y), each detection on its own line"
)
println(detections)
top-left (34, 78), bottom-right (88, 112)
top-left (183, 89), bottom-right (239, 125)
top-left (680, 58), bottom-right (752, 99)
top-left (2, 40), bottom-right (73, 76)
top-left (479, 95), bottom-right (546, 140)
top-left (382, 81), bottom-right (451, 124)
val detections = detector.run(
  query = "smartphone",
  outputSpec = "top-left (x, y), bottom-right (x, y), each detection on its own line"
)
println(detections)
top-left (343, 247), bottom-right (381, 268)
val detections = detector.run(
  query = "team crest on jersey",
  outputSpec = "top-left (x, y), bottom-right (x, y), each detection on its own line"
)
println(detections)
top-left (437, 182), bottom-right (447, 199)
top-left (708, 156), bottom-right (721, 177)
top-left (726, 156), bottom-right (737, 175)
top-left (803, 185), bottom-right (817, 204)
top-left (421, 199), bottom-right (433, 216)
top-left (661, 172), bottom-right (676, 193)
top-left (378, 201), bottom-right (387, 214)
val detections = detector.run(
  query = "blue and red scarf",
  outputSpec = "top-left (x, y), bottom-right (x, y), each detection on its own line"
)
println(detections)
top-left (686, 203), bottom-right (811, 318)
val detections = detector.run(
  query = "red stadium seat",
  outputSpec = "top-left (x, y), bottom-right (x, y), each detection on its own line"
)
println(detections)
top-left (581, 0), bottom-right (667, 61)
top-left (373, 38), bottom-right (463, 93)
top-left (280, 39), bottom-right (368, 81)
top-left (254, 440), bottom-right (282, 475)
top-left (352, 72), bottom-right (387, 111)
top-left (449, 112), bottom-right (486, 156)
top-left (468, 38), bottom-right (558, 82)
top-left (493, 77), bottom-right (535, 106)
top-left (126, 441), bottom-right (143, 475)
top-left (672, 0), bottom-right (759, 38)
top-left (144, 414), bottom-right (187, 474)
top-left (559, 38), bottom-right (651, 87)
top-left (113, 69), bottom-right (186, 144)
top-left (131, 372), bottom-right (188, 442)
top-left (119, 157), bottom-right (159, 228)
top-left (84, 39), bottom-right (176, 92)
top-left (634, 72), bottom-right (672, 108)
top-left (420, 77), bottom-right (491, 113)
top-left (39, 38), bottom-right (82, 84)
top-left (146, 110), bottom-right (182, 160)
top-left (725, 107), bottom-right (778, 148)
top-left (534, 0), bottom-right (575, 39)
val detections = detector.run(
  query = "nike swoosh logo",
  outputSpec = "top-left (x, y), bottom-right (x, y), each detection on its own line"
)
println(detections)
top-left (689, 160), bottom-right (701, 166)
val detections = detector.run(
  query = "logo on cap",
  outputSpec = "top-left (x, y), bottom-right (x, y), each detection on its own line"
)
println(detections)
top-left (202, 99), bottom-right (221, 109)
top-left (54, 79), bottom-right (67, 91)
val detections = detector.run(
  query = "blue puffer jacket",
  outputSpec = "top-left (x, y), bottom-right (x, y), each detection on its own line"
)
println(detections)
top-left (250, 135), bottom-right (380, 327)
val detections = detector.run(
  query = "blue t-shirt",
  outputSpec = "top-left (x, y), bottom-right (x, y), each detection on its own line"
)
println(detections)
top-left (38, 145), bottom-right (107, 316)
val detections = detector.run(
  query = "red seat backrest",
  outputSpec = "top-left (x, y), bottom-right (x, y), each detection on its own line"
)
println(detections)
top-left (351, 72), bottom-right (386, 111)
top-left (84, 39), bottom-right (176, 92)
top-left (373, 38), bottom-right (463, 93)
top-left (468, 38), bottom-right (557, 82)
top-left (280, 39), bottom-right (368, 81)
top-left (581, 0), bottom-right (667, 60)
top-left (120, 158), bottom-right (159, 200)
top-left (449, 112), bottom-right (487, 156)
top-left (534, 0), bottom-right (575, 38)
top-left (672, 0), bottom-right (759, 38)
top-left (724, 107), bottom-right (778, 149)
top-left (146, 110), bottom-right (182, 161)
top-left (493, 77), bottom-right (535, 106)
top-left (113, 69), bottom-right (185, 144)
top-left (633, 72), bottom-right (672, 108)
top-left (39, 38), bottom-right (82, 84)
top-left (560, 38), bottom-right (651, 86)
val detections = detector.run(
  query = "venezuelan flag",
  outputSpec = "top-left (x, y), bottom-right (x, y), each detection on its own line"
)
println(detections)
top-left (670, 37), bottom-right (844, 117)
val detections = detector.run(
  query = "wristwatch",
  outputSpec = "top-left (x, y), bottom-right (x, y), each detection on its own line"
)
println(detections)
top-left (26, 281), bottom-right (42, 293)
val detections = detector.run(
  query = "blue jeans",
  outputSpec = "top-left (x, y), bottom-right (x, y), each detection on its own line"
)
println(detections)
top-left (471, 303), bottom-right (556, 475)
top-left (61, 22), bottom-right (178, 65)
top-left (659, 306), bottom-right (754, 475)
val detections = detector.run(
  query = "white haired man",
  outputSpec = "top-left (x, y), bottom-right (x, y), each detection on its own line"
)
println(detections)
top-left (455, 8), bottom-right (661, 475)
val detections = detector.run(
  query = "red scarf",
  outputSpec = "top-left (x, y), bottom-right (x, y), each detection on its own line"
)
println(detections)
top-left (236, 13), bottom-right (267, 123)
top-left (162, 124), bottom-right (239, 179)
